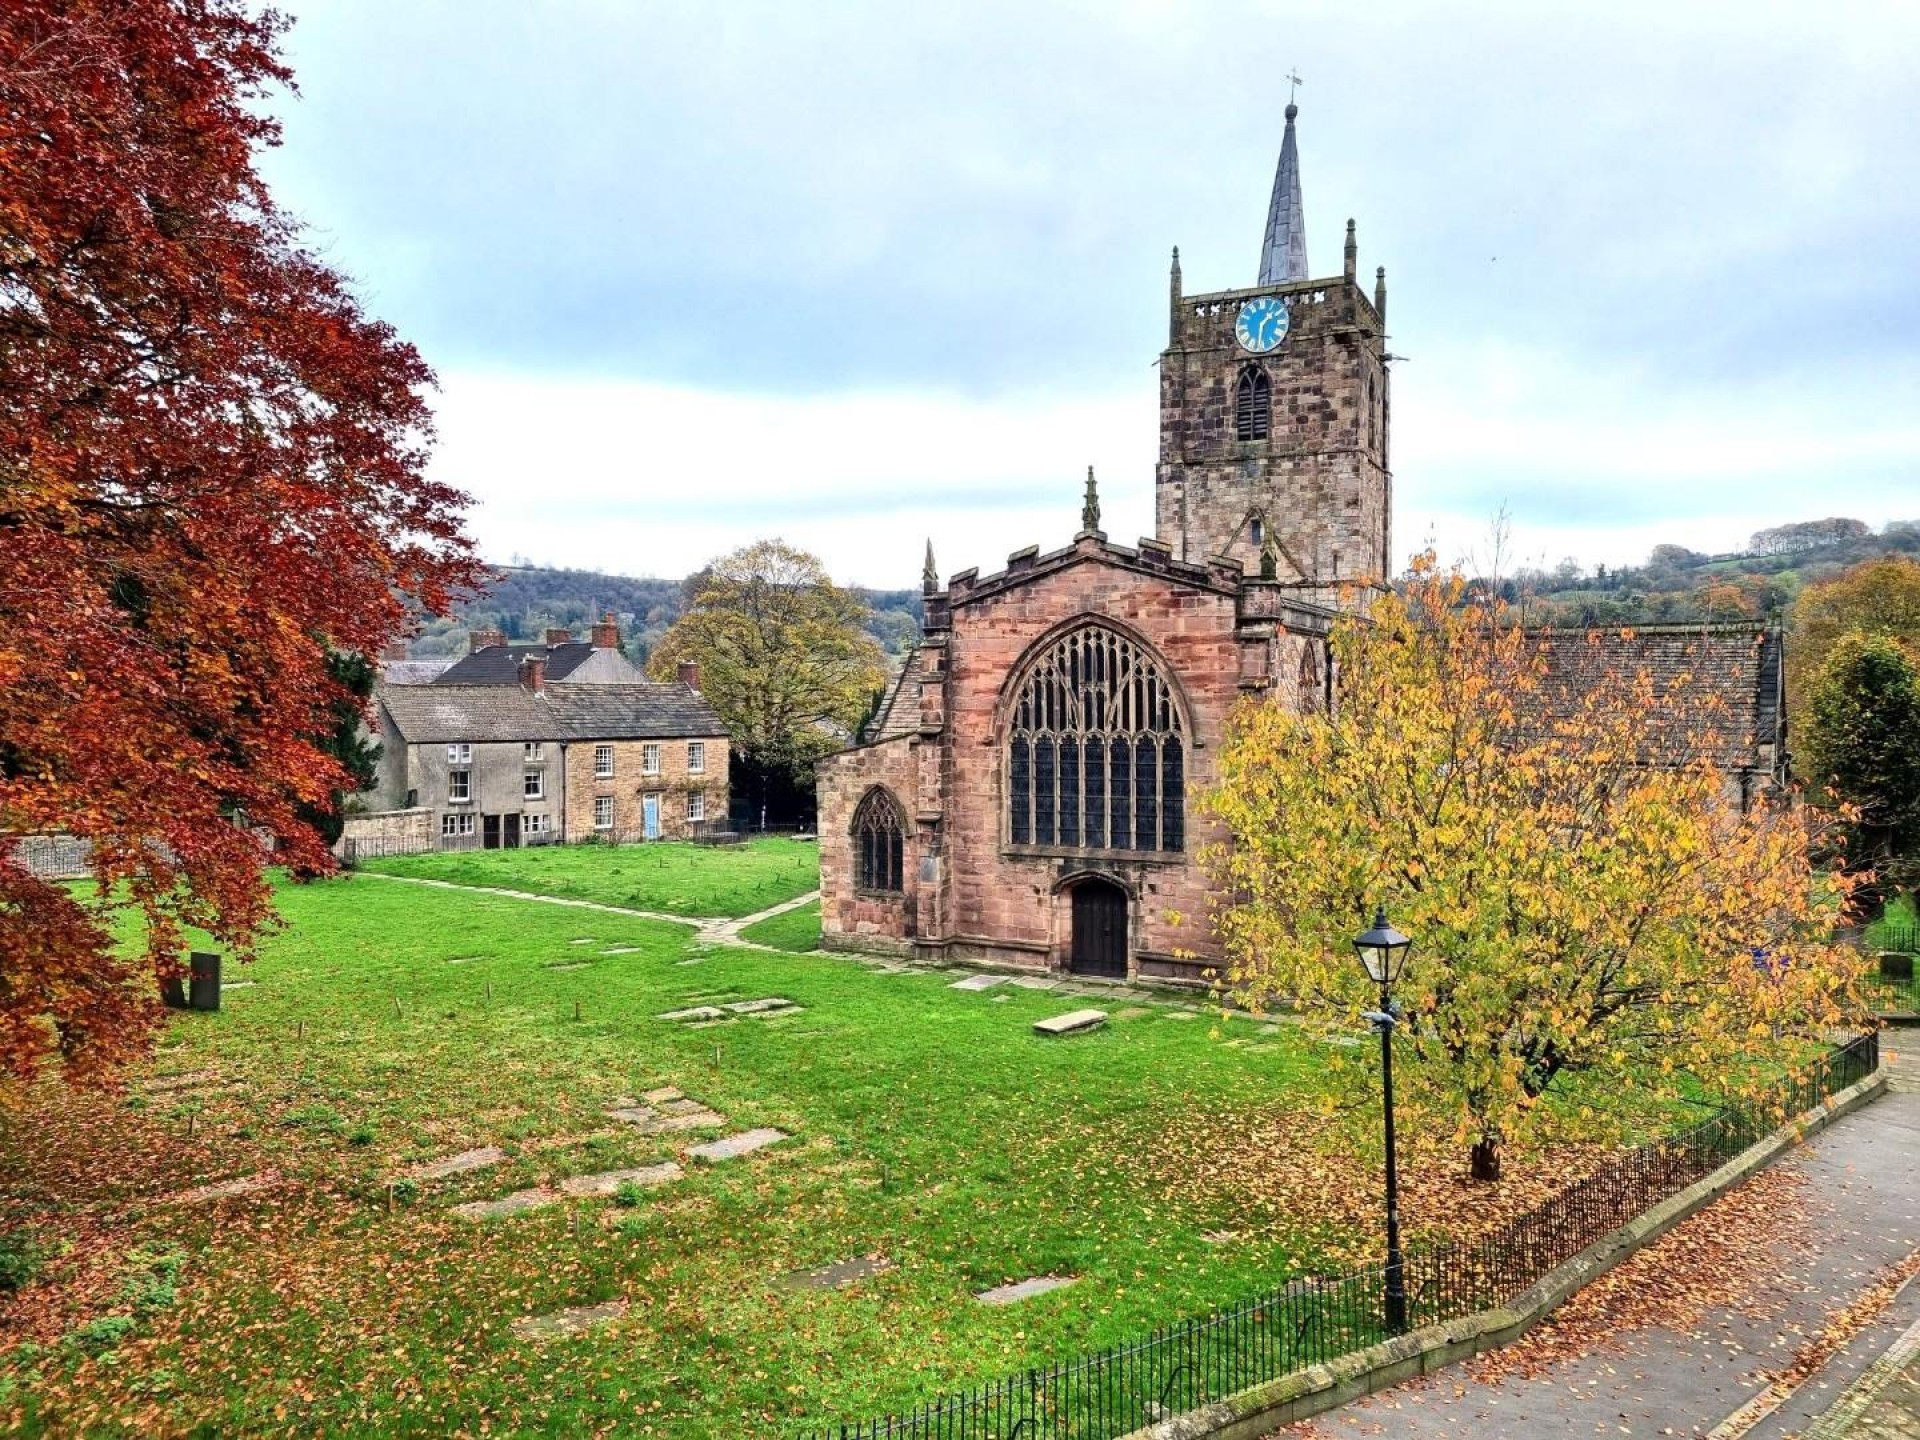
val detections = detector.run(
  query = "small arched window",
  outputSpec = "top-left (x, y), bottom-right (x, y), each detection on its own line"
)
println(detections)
top-left (1006, 625), bottom-right (1185, 853)
top-left (852, 788), bottom-right (905, 893)
top-left (1234, 366), bottom-right (1271, 441)
top-left (1298, 644), bottom-right (1322, 711)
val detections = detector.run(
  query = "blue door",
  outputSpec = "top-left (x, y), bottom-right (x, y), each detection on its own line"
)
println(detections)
top-left (643, 794), bottom-right (661, 840)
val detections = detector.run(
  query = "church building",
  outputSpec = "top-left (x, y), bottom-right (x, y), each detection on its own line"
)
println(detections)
top-left (815, 104), bottom-right (1785, 986)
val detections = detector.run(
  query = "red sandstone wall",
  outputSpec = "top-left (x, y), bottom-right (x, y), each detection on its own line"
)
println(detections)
top-left (816, 735), bottom-right (921, 957)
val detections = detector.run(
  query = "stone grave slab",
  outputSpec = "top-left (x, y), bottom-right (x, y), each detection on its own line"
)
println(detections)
top-left (1033, 1009), bottom-right (1107, 1037)
top-left (163, 1171), bottom-right (280, 1207)
top-left (1164, 1012), bottom-right (1199, 1022)
top-left (1009, 976), bottom-right (1060, 991)
top-left (658, 1005), bottom-right (727, 1022)
top-left (510, 1298), bottom-right (628, 1341)
top-left (724, 997), bottom-right (799, 1015)
top-left (557, 1162), bottom-right (682, 1198)
top-left (453, 1186), bottom-right (558, 1220)
top-left (949, 974), bottom-right (1007, 992)
top-left (975, 1275), bottom-right (1079, 1306)
top-left (689, 1128), bottom-right (788, 1162)
top-left (445, 955), bottom-right (484, 965)
top-left (607, 1105), bottom-right (725, 1134)
top-left (776, 1255), bottom-right (894, 1290)
top-left (548, 962), bottom-right (591, 973)
top-left (674, 957), bottom-right (709, 966)
top-left (569, 938), bottom-right (597, 945)
top-left (409, 1146), bottom-right (507, 1182)
top-left (601, 946), bottom-right (644, 955)
top-left (141, 1069), bottom-right (220, 1093)
top-left (643, 1086), bottom-right (683, 1103)
top-left (1115, 1007), bottom-right (1153, 1021)
top-left (221, 980), bottom-right (257, 991)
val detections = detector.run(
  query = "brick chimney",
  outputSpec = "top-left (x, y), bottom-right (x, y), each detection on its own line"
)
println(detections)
top-left (381, 640), bottom-right (410, 662)
top-left (544, 627), bottom-right (573, 645)
top-left (590, 612), bottom-right (620, 650)
top-left (468, 626), bottom-right (506, 653)
top-left (518, 654), bottom-right (547, 694)
top-left (677, 661), bottom-right (701, 691)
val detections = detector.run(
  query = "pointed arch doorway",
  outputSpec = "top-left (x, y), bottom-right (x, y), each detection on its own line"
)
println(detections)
top-left (1068, 876), bottom-right (1129, 979)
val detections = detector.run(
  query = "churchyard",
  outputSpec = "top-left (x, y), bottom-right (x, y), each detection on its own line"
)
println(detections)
top-left (0, 841), bottom-right (1762, 1436)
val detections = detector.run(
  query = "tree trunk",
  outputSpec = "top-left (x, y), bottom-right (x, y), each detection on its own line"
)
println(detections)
top-left (1470, 1132), bottom-right (1502, 1182)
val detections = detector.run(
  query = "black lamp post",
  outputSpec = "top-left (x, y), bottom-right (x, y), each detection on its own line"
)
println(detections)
top-left (1354, 905), bottom-right (1413, 1334)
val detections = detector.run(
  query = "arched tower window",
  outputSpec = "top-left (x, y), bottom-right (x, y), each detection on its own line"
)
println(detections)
top-left (1234, 366), bottom-right (1271, 442)
top-left (1298, 643), bottom-right (1322, 711)
top-left (1006, 626), bottom-right (1185, 853)
top-left (852, 788), bottom-right (905, 893)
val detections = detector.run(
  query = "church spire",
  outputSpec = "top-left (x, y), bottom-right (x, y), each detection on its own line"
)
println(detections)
top-left (1258, 94), bottom-right (1308, 286)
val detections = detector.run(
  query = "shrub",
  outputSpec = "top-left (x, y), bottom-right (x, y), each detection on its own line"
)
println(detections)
top-left (611, 1180), bottom-right (647, 1208)
top-left (0, 1232), bottom-right (45, 1292)
top-left (70, 1315), bottom-right (136, 1353)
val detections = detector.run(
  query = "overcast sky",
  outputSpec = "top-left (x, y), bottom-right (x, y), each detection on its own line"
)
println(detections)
top-left (260, 0), bottom-right (1920, 588)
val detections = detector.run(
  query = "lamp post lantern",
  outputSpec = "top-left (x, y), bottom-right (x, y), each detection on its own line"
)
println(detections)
top-left (1353, 905), bottom-right (1412, 1334)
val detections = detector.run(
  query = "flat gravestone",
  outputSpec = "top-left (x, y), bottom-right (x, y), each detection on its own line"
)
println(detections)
top-left (445, 955), bottom-right (484, 965)
top-left (725, 997), bottom-right (799, 1015)
top-left (548, 962), bottom-right (591, 973)
top-left (643, 1086), bottom-right (682, 1103)
top-left (601, 946), bottom-right (643, 955)
top-left (409, 1145), bottom-right (507, 1181)
top-left (975, 1275), bottom-right (1079, 1306)
top-left (1034, 1009), bottom-right (1107, 1037)
top-left (777, 1255), bottom-right (893, 1291)
top-left (142, 1069), bottom-right (220, 1093)
top-left (607, 1106), bottom-right (724, 1135)
top-left (689, 1128), bottom-right (788, 1162)
top-left (1115, 1007), bottom-right (1153, 1020)
top-left (221, 980), bottom-right (257, 991)
top-left (510, 1298), bottom-right (628, 1341)
top-left (569, 938), bottom-right (597, 945)
top-left (950, 974), bottom-right (1007, 991)
top-left (1165, 1012), bottom-right (1199, 1022)
top-left (674, 957), bottom-right (709, 966)
top-left (1009, 976), bottom-right (1060, 991)
top-left (453, 1186), bottom-right (557, 1220)
top-left (163, 1172), bottom-right (280, 1207)
top-left (658, 1005), bottom-right (727, 1022)
top-left (557, 1162), bottom-right (682, 1198)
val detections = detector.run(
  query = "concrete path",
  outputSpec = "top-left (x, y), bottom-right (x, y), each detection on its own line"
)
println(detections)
top-left (355, 871), bottom-right (820, 954)
top-left (1286, 1046), bottom-right (1920, 1440)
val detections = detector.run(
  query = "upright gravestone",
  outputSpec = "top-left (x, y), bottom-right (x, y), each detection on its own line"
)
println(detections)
top-left (188, 951), bottom-right (222, 1012)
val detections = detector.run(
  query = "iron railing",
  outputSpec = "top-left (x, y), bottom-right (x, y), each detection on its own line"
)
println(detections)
top-left (800, 1032), bottom-right (1880, 1440)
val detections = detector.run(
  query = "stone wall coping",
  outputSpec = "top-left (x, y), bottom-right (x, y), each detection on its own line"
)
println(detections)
top-left (1120, 1067), bottom-right (1889, 1440)
top-left (943, 535), bottom-right (1238, 609)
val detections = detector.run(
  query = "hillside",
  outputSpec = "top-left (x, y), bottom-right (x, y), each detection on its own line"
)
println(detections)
top-left (410, 565), bottom-right (924, 663)
top-left (1492, 517), bottom-right (1920, 626)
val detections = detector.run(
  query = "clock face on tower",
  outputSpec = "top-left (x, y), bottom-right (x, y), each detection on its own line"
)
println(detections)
top-left (1235, 296), bottom-right (1290, 353)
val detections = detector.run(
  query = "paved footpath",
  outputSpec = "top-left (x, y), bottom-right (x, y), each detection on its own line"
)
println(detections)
top-left (1289, 1047), bottom-right (1920, 1439)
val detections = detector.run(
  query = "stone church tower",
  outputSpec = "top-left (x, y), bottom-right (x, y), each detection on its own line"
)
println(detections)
top-left (1155, 101), bottom-right (1392, 608)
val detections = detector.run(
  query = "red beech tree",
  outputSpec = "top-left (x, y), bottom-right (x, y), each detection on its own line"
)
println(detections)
top-left (0, 3), bottom-right (478, 1083)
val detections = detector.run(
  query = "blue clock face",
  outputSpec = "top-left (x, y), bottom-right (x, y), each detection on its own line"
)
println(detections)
top-left (1235, 296), bottom-right (1290, 353)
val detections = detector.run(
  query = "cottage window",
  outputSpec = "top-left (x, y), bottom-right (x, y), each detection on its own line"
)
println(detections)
top-left (441, 813), bottom-right (474, 838)
top-left (687, 741), bottom-right (706, 774)
top-left (686, 791), bottom-right (705, 823)
top-left (594, 744), bottom-right (615, 779)
top-left (447, 770), bottom-right (471, 804)
top-left (1006, 625), bottom-right (1185, 853)
top-left (593, 795), bottom-right (614, 830)
top-left (446, 742), bottom-right (472, 764)
top-left (524, 742), bottom-right (544, 762)
top-left (1234, 366), bottom-right (1271, 441)
top-left (852, 788), bottom-right (905, 893)
top-left (523, 770), bottom-right (544, 800)
top-left (524, 813), bottom-right (548, 836)
top-left (642, 742), bottom-right (661, 775)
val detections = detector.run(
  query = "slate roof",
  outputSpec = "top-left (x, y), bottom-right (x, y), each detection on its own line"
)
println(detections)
top-left (863, 655), bottom-right (923, 743)
top-left (1520, 623), bottom-right (1785, 773)
top-left (381, 658), bottom-right (454, 685)
top-left (378, 683), bottom-right (725, 744)
top-left (433, 642), bottom-right (642, 686)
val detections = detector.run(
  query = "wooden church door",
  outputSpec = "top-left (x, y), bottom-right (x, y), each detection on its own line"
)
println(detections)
top-left (1070, 879), bottom-right (1129, 979)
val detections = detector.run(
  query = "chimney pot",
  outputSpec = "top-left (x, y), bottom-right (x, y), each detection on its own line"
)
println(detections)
top-left (518, 654), bottom-right (547, 694)
top-left (468, 627), bottom-right (506, 653)
top-left (677, 661), bottom-right (700, 691)
top-left (544, 627), bottom-right (573, 646)
top-left (590, 612), bottom-right (620, 650)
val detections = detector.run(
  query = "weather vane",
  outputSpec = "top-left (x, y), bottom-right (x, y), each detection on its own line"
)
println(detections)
top-left (1286, 68), bottom-right (1303, 104)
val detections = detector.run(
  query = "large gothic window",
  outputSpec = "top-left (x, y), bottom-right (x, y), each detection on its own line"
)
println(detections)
top-left (853, 788), bottom-right (905, 893)
top-left (1006, 626), bottom-right (1185, 853)
top-left (1234, 366), bottom-right (1271, 441)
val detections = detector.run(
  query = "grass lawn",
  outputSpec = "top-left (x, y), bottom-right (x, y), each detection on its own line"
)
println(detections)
top-left (0, 860), bottom-right (1769, 1438)
top-left (738, 900), bottom-right (822, 953)
top-left (1866, 891), bottom-right (1917, 951)
top-left (359, 836), bottom-right (820, 918)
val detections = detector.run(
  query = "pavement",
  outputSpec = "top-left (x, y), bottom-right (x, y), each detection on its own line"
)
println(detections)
top-left (1284, 1044), bottom-right (1920, 1439)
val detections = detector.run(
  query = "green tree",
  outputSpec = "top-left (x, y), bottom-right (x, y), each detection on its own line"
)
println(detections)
top-left (1200, 557), bottom-right (1858, 1180)
top-left (1802, 633), bottom-right (1920, 896)
top-left (295, 650), bottom-right (382, 858)
top-left (1787, 556), bottom-right (1920, 716)
top-left (649, 541), bottom-right (887, 818)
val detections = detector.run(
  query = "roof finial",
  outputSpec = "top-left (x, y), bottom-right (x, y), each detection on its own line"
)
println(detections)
top-left (922, 538), bottom-right (939, 594)
top-left (1080, 465), bottom-right (1103, 537)
top-left (1344, 218), bottom-right (1357, 279)
top-left (1286, 68), bottom-right (1303, 107)
top-left (1260, 80), bottom-right (1308, 284)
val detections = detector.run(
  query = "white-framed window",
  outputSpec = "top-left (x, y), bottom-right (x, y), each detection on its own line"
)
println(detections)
top-left (447, 770), bottom-right (471, 804)
top-left (441, 812), bottom-right (475, 837)
top-left (524, 813), bottom-right (548, 835)
top-left (523, 770), bottom-right (544, 800)
top-left (686, 791), bottom-right (705, 823)
top-left (594, 743), bottom-right (615, 779)
top-left (524, 741), bottom-right (544, 762)
top-left (446, 742), bottom-right (472, 764)
top-left (687, 741), bottom-right (705, 774)
top-left (593, 795), bottom-right (614, 830)
top-left (642, 742), bottom-right (661, 775)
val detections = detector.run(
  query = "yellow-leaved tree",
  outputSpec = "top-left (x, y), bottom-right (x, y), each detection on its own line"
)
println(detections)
top-left (1200, 557), bottom-right (1860, 1180)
